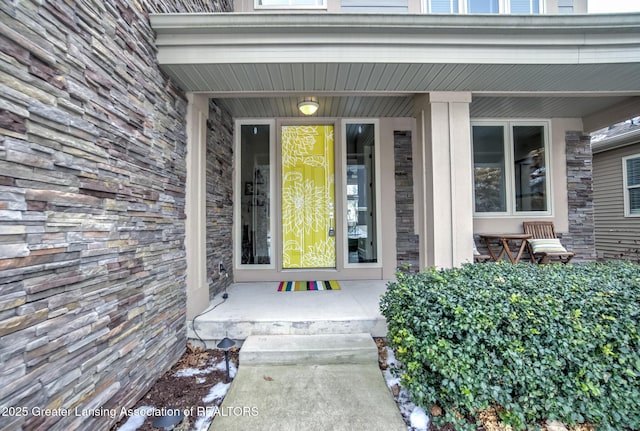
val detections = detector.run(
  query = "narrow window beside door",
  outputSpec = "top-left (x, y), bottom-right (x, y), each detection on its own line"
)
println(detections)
top-left (345, 123), bottom-right (378, 264)
top-left (240, 124), bottom-right (271, 265)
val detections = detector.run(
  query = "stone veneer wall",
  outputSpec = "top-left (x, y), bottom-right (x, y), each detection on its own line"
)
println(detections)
top-left (0, 1), bottom-right (231, 430)
top-left (562, 131), bottom-right (597, 261)
top-left (206, 101), bottom-right (234, 299)
top-left (394, 131), bottom-right (420, 272)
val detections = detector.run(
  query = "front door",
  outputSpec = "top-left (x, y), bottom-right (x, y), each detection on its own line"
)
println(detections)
top-left (281, 125), bottom-right (336, 269)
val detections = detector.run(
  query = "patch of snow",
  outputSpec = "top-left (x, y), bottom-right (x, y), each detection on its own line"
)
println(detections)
top-left (383, 368), bottom-right (401, 389)
top-left (202, 382), bottom-right (231, 403)
top-left (192, 414), bottom-right (214, 431)
top-left (409, 406), bottom-right (430, 431)
top-left (397, 388), bottom-right (416, 420)
top-left (381, 345), bottom-right (429, 431)
top-left (196, 377), bottom-right (206, 384)
top-left (386, 347), bottom-right (399, 367)
top-left (215, 358), bottom-right (237, 378)
top-left (116, 406), bottom-right (154, 431)
top-left (175, 356), bottom-right (238, 379)
top-left (383, 347), bottom-right (402, 389)
top-left (174, 365), bottom-right (215, 378)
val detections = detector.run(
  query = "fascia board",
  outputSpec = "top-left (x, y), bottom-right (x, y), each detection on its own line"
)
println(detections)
top-left (149, 12), bottom-right (640, 35)
top-left (150, 13), bottom-right (640, 66)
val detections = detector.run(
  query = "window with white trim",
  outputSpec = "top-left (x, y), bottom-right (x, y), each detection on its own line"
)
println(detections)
top-left (510, 0), bottom-right (539, 13)
top-left (472, 121), bottom-right (551, 215)
top-left (426, 0), bottom-right (541, 14)
top-left (623, 154), bottom-right (640, 217)
top-left (256, 0), bottom-right (325, 8)
top-left (468, 0), bottom-right (498, 13)
top-left (344, 122), bottom-right (380, 265)
top-left (428, 0), bottom-right (459, 13)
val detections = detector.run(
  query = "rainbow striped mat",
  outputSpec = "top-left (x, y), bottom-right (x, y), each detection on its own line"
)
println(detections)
top-left (277, 280), bottom-right (341, 292)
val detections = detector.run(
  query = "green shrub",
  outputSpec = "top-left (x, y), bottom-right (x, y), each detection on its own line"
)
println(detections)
top-left (380, 261), bottom-right (640, 430)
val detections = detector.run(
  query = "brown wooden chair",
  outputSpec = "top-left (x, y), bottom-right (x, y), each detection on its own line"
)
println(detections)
top-left (522, 221), bottom-right (575, 264)
top-left (473, 240), bottom-right (491, 263)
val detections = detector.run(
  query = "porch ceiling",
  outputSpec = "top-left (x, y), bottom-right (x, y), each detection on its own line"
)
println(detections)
top-left (160, 63), bottom-right (640, 94)
top-left (150, 13), bottom-right (640, 122)
top-left (210, 94), bottom-right (638, 119)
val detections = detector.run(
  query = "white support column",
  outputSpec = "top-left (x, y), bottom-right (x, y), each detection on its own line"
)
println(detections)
top-left (185, 94), bottom-right (209, 320)
top-left (414, 92), bottom-right (474, 269)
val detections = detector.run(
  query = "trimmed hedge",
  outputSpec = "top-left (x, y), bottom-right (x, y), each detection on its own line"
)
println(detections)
top-left (380, 262), bottom-right (640, 430)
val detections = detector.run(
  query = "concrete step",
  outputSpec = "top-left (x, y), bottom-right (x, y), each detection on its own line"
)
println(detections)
top-left (239, 333), bottom-right (378, 365)
top-left (190, 317), bottom-right (387, 346)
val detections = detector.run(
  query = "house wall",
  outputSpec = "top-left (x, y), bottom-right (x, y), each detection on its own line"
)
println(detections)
top-left (394, 131), bottom-right (420, 272)
top-left (545, 0), bottom-right (587, 13)
top-left (563, 131), bottom-right (597, 261)
top-left (235, 0), bottom-right (584, 13)
top-left (206, 101), bottom-right (234, 298)
top-left (593, 143), bottom-right (640, 262)
top-left (0, 0), bottom-right (230, 430)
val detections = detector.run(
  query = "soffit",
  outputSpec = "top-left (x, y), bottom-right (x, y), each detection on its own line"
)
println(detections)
top-left (212, 95), bottom-right (637, 119)
top-left (160, 63), bottom-right (640, 94)
top-left (150, 13), bottom-right (640, 119)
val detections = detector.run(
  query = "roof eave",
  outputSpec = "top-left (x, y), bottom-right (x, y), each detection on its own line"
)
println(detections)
top-left (150, 12), bottom-right (640, 35)
top-left (592, 128), bottom-right (640, 153)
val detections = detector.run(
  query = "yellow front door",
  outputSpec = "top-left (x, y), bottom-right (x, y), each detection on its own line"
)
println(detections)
top-left (281, 125), bottom-right (336, 269)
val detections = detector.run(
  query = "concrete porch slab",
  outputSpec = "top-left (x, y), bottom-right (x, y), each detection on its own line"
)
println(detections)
top-left (189, 280), bottom-right (390, 345)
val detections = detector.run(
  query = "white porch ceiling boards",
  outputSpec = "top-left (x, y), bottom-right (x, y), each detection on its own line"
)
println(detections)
top-left (150, 13), bottom-right (640, 121)
top-left (159, 63), bottom-right (640, 94)
top-left (212, 95), bottom-right (637, 119)
top-left (212, 96), bottom-right (416, 118)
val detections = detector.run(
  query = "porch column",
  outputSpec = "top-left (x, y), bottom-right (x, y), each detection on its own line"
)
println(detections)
top-left (414, 92), bottom-right (474, 269)
top-left (185, 93), bottom-right (209, 319)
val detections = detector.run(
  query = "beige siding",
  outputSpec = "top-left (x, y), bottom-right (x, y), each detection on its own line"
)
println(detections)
top-left (593, 143), bottom-right (640, 261)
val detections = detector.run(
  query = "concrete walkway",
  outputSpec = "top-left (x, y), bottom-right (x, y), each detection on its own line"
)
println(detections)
top-left (209, 334), bottom-right (406, 431)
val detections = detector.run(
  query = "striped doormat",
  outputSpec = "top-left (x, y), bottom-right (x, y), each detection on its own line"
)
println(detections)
top-left (277, 280), bottom-right (341, 291)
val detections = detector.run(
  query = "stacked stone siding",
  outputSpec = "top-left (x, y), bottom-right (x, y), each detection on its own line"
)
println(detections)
top-left (0, 1), bottom-right (231, 430)
top-left (394, 131), bottom-right (419, 272)
top-left (563, 131), bottom-right (597, 261)
top-left (206, 101), bottom-right (234, 299)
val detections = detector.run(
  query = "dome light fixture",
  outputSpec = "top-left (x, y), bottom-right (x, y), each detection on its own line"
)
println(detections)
top-left (298, 99), bottom-right (319, 116)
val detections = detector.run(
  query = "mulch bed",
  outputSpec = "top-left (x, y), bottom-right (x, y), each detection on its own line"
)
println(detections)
top-left (110, 344), bottom-right (239, 431)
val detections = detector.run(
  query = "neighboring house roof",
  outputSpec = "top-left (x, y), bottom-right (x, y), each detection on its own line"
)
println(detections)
top-left (591, 120), bottom-right (640, 154)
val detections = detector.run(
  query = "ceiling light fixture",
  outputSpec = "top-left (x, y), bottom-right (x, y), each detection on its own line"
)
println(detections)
top-left (298, 100), bottom-right (319, 116)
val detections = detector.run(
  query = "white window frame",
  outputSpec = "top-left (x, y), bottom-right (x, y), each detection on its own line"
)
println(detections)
top-left (255, 0), bottom-right (326, 9)
top-left (472, 119), bottom-right (552, 217)
top-left (623, 153), bottom-right (640, 218)
top-left (341, 119), bottom-right (382, 269)
top-left (425, 0), bottom-right (543, 14)
top-left (506, 0), bottom-right (540, 13)
top-left (426, 0), bottom-right (458, 13)
top-left (233, 119), bottom-right (277, 271)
